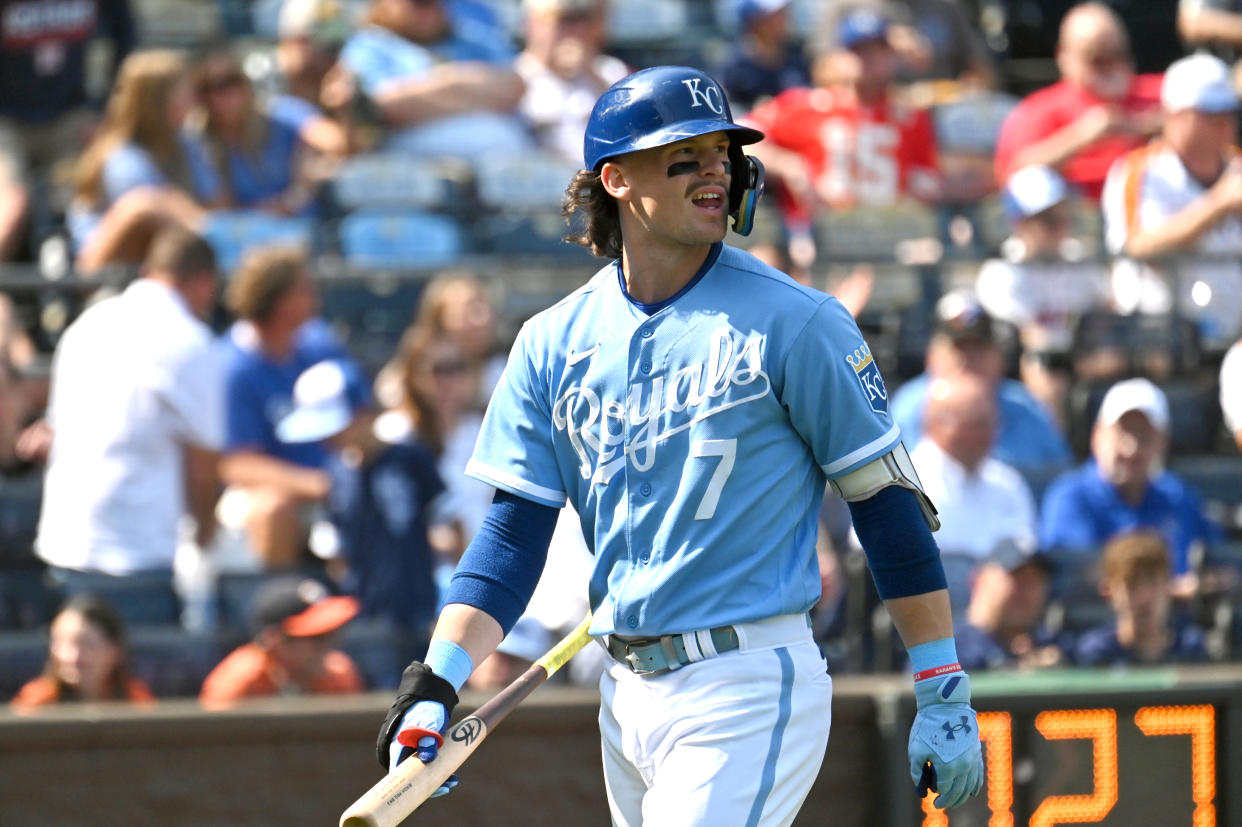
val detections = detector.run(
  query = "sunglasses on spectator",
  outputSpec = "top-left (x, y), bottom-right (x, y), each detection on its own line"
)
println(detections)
top-left (431, 359), bottom-right (469, 377)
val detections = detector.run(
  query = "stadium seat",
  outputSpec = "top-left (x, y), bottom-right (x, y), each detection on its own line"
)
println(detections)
top-left (318, 277), bottom-right (428, 376)
top-left (201, 211), bottom-right (316, 273)
top-left (0, 473), bottom-right (42, 567)
top-left (337, 210), bottom-right (466, 271)
top-left (476, 212), bottom-right (594, 260)
top-left (607, 0), bottom-right (688, 42)
top-left (214, 571), bottom-right (281, 641)
top-left (1169, 455), bottom-right (1242, 536)
top-left (331, 153), bottom-right (471, 214)
top-left (129, 625), bottom-right (223, 698)
top-left (337, 617), bottom-right (406, 691)
top-left (0, 629), bottom-right (49, 700)
top-left (0, 568), bottom-right (55, 631)
top-left (473, 153), bottom-right (580, 213)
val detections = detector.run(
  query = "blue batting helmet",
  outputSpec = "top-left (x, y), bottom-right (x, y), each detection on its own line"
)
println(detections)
top-left (583, 66), bottom-right (767, 235)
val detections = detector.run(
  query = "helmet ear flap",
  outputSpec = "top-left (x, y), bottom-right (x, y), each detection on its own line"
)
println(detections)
top-left (728, 151), bottom-right (765, 236)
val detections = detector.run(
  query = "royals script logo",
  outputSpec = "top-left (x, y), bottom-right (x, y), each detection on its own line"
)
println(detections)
top-left (552, 328), bottom-right (769, 485)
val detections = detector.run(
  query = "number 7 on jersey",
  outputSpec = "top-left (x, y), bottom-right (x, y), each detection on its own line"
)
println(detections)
top-left (692, 439), bottom-right (737, 520)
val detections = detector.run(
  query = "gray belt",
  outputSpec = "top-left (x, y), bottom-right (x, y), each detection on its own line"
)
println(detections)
top-left (606, 626), bottom-right (740, 676)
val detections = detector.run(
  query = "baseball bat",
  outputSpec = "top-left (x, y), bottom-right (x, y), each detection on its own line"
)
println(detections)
top-left (339, 612), bottom-right (595, 827)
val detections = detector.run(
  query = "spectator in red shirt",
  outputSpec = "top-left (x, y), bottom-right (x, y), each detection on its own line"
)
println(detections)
top-left (746, 8), bottom-right (940, 275)
top-left (199, 576), bottom-right (363, 708)
top-left (994, 2), bottom-right (1163, 201)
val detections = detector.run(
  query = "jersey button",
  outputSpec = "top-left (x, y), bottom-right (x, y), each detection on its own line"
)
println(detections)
top-left (640, 361), bottom-right (652, 374)
top-left (641, 327), bottom-right (653, 338)
top-left (639, 552), bottom-right (650, 564)
top-left (639, 482), bottom-right (652, 496)
top-left (627, 616), bottom-right (639, 630)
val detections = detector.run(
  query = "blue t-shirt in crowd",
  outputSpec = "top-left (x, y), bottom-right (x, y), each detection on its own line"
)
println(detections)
top-left (182, 115), bottom-right (306, 212)
top-left (67, 140), bottom-right (180, 250)
top-left (326, 437), bottom-right (446, 633)
top-left (1074, 620), bottom-right (1208, 666)
top-left (715, 42), bottom-right (810, 111)
top-left (219, 319), bottom-right (350, 468)
top-left (890, 374), bottom-right (1071, 474)
top-left (1038, 460), bottom-right (1222, 575)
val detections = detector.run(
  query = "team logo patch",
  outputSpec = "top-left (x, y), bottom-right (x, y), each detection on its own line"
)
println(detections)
top-left (846, 343), bottom-right (887, 415)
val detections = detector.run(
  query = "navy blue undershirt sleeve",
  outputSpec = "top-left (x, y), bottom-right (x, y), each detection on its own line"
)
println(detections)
top-left (848, 485), bottom-right (947, 600)
top-left (442, 489), bottom-right (559, 634)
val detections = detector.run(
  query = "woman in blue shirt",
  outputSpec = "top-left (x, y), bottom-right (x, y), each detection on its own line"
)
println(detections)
top-left (70, 50), bottom-right (207, 274)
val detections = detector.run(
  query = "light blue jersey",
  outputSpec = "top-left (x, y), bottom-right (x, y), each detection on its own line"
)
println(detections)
top-left (467, 244), bottom-right (899, 636)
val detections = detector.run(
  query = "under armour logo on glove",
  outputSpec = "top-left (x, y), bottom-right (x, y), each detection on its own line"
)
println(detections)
top-left (941, 717), bottom-right (972, 740)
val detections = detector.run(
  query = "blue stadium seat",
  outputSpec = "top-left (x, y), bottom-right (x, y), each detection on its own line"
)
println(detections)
top-left (473, 153), bottom-right (580, 213)
top-left (0, 630), bottom-right (48, 701)
top-left (337, 210), bottom-right (466, 270)
top-left (337, 618), bottom-right (405, 691)
top-left (201, 211), bottom-right (316, 272)
top-left (332, 154), bottom-right (470, 214)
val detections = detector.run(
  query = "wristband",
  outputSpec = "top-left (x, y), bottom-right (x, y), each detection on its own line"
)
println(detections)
top-left (424, 639), bottom-right (474, 692)
top-left (908, 637), bottom-right (960, 681)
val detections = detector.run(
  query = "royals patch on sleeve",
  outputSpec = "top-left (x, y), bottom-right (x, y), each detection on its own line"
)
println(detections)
top-left (846, 343), bottom-right (888, 415)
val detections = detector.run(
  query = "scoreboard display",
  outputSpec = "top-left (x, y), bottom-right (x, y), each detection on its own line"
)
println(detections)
top-left (899, 669), bottom-right (1242, 827)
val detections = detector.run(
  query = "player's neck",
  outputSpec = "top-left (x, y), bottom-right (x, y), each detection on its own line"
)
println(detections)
top-left (619, 242), bottom-right (712, 305)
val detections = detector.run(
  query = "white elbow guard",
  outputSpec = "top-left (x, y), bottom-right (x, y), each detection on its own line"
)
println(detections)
top-left (828, 442), bottom-right (940, 531)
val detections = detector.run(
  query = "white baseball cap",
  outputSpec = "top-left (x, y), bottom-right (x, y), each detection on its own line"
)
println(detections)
top-left (1096, 377), bottom-right (1170, 431)
top-left (1001, 165), bottom-right (1069, 223)
top-left (1161, 53), bottom-right (1239, 114)
top-left (277, 360), bottom-right (359, 443)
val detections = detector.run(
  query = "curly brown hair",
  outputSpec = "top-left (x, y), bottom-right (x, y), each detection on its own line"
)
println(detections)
top-left (562, 170), bottom-right (622, 259)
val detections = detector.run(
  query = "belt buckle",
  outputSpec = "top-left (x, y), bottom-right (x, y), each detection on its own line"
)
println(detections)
top-left (620, 638), bottom-right (662, 676)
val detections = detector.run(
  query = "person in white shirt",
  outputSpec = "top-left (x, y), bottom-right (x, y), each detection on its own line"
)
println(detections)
top-left (515, 0), bottom-right (630, 164)
top-left (1102, 52), bottom-right (1242, 350)
top-left (36, 227), bottom-right (224, 623)
top-left (977, 164), bottom-right (1111, 421)
top-left (909, 372), bottom-right (1038, 613)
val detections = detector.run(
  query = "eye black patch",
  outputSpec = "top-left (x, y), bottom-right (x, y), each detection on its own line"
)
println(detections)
top-left (667, 161), bottom-right (700, 177)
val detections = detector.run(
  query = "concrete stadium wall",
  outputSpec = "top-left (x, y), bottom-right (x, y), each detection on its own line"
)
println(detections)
top-left (3, 669), bottom-right (1240, 826)
top-left (0, 683), bottom-right (881, 827)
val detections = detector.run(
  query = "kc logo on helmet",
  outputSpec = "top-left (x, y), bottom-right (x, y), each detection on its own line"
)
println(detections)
top-left (682, 78), bottom-right (724, 115)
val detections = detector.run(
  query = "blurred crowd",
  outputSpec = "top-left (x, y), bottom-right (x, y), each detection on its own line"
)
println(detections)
top-left (2, 0), bottom-right (1242, 711)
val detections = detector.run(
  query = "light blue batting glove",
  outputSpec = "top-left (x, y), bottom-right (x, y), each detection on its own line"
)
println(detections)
top-left (909, 671), bottom-right (984, 810)
top-left (390, 699), bottom-right (459, 798)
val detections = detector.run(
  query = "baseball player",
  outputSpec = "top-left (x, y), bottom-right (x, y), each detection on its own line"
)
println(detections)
top-left (375, 66), bottom-right (984, 823)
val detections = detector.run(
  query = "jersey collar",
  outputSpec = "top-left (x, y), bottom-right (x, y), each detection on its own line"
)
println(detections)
top-left (615, 242), bottom-right (723, 316)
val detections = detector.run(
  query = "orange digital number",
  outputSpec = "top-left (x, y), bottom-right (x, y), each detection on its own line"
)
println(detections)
top-left (1029, 709), bottom-right (1118, 826)
top-left (920, 711), bottom-right (1013, 827)
top-left (1134, 705), bottom-right (1216, 827)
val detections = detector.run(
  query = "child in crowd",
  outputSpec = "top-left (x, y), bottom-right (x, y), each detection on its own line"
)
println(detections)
top-left (1075, 530), bottom-right (1210, 666)
top-left (11, 595), bottom-right (154, 709)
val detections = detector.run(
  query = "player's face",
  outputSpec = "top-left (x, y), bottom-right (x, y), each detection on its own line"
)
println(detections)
top-left (608, 132), bottom-right (732, 249)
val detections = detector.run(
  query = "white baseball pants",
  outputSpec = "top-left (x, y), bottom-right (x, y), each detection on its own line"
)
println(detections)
top-left (599, 616), bottom-right (832, 826)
